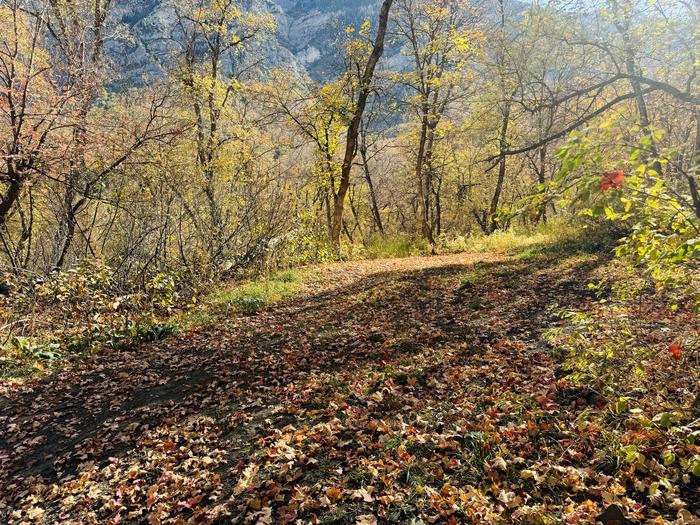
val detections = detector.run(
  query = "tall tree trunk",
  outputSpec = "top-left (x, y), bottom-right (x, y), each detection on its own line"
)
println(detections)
top-left (330, 0), bottom-right (393, 246)
top-left (415, 113), bottom-right (435, 244)
top-left (488, 98), bottom-right (512, 233)
top-left (435, 174), bottom-right (442, 236)
top-left (359, 129), bottom-right (384, 234)
top-left (424, 124), bottom-right (437, 242)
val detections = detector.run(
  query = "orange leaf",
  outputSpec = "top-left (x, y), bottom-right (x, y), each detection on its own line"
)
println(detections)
top-left (668, 343), bottom-right (682, 360)
top-left (325, 486), bottom-right (342, 502)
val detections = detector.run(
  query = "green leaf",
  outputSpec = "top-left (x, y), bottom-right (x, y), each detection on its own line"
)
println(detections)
top-left (662, 451), bottom-right (675, 466)
top-left (615, 397), bottom-right (628, 414)
top-left (653, 412), bottom-right (679, 429)
top-left (691, 459), bottom-right (700, 477)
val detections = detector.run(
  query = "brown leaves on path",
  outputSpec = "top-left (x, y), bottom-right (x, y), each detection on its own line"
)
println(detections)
top-left (1, 252), bottom-right (697, 524)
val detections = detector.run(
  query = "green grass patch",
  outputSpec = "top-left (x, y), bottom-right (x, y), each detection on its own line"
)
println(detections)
top-left (182, 269), bottom-right (305, 325)
top-left (442, 219), bottom-right (615, 259)
top-left (362, 234), bottom-right (431, 259)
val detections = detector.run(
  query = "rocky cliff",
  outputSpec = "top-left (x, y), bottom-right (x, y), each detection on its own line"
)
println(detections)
top-left (109, 0), bottom-right (384, 85)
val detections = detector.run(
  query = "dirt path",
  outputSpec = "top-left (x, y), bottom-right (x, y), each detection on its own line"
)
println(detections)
top-left (1, 252), bottom-right (612, 524)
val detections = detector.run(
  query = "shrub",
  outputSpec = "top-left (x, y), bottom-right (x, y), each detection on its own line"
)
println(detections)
top-left (231, 295), bottom-right (267, 315)
top-left (543, 125), bottom-right (699, 309)
top-left (277, 211), bottom-right (334, 266)
top-left (0, 258), bottom-right (189, 378)
top-left (544, 307), bottom-right (655, 394)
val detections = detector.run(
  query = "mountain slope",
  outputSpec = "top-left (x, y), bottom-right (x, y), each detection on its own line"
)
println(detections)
top-left (109, 0), bottom-right (383, 85)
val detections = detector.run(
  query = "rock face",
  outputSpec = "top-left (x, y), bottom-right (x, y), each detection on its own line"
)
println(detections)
top-left (109, 0), bottom-right (383, 85)
top-left (275, 0), bottom-right (380, 79)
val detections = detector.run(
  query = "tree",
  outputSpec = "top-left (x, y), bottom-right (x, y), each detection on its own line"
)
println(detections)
top-left (393, 0), bottom-right (479, 243)
top-left (330, 0), bottom-right (394, 247)
top-left (169, 0), bottom-right (274, 266)
top-left (264, 71), bottom-right (347, 240)
top-left (0, 1), bottom-right (69, 230)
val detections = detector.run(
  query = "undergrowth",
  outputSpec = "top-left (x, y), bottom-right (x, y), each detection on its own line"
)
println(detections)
top-left (0, 269), bottom-right (307, 380)
top-left (185, 269), bottom-right (305, 324)
top-left (440, 218), bottom-right (617, 257)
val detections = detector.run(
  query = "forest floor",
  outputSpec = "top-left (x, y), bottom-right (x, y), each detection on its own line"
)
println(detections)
top-left (1, 247), bottom-right (699, 524)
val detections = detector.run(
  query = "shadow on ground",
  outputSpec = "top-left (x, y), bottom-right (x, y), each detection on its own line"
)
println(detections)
top-left (0, 251), bottom-right (607, 523)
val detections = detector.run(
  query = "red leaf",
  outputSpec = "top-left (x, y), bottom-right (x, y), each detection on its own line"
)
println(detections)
top-left (668, 343), bottom-right (682, 360)
top-left (601, 170), bottom-right (625, 192)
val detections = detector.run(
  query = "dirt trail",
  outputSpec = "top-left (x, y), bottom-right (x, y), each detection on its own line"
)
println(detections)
top-left (1, 252), bottom-right (609, 524)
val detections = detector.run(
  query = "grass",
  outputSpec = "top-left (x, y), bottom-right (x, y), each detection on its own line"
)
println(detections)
top-left (180, 269), bottom-right (306, 327)
top-left (362, 234), bottom-right (432, 259)
top-left (346, 219), bottom-right (613, 264)
top-left (442, 219), bottom-right (615, 258)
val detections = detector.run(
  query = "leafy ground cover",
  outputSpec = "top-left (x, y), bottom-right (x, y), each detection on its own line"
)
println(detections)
top-left (0, 268), bottom-right (306, 381)
top-left (1, 247), bottom-right (698, 524)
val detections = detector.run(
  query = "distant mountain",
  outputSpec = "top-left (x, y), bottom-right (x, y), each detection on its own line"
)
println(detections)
top-left (272, 0), bottom-right (381, 79)
top-left (107, 0), bottom-right (527, 88)
top-left (108, 0), bottom-right (386, 86)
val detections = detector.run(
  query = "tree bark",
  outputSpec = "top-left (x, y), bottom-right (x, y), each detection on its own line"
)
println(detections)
top-left (415, 113), bottom-right (435, 243)
top-left (688, 108), bottom-right (700, 220)
top-left (536, 146), bottom-right (548, 223)
top-left (0, 178), bottom-right (23, 227)
top-left (423, 124), bottom-right (437, 242)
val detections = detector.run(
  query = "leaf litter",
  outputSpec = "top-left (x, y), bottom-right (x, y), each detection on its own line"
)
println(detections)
top-left (1, 252), bottom-right (699, 524)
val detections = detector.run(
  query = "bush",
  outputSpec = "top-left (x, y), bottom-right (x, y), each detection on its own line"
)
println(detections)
top-left (0, 258), bottom-right (189, 378)
top-left (544, 126), bottom-right (700, 310)
top-left (276, 211), bottom-right (335, 266)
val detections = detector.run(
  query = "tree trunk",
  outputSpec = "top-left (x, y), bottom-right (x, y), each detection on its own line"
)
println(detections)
top-left (415, 113), bottom-right (435, 244)
top-left (330, 0), bottom-right (393, 246)
top-left (435, 174), bottom-right (442, 236)
top-left (424, 124), bottom-right (437, 241)
top-left (536, 146), bottom-right (548, 224)
top-left (0, 178), bottom-right (23, 226)
top-left (488, 98), bottom-right (512, 233)
top-left (359, 130), bottom-right (384, 234)
top-left (688, 108), bottom-right (700, 220)
top-left (54, 210), bottom-right (77, 270)
top-left (610, 0), bottom-right (662, 173)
